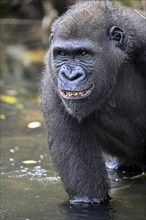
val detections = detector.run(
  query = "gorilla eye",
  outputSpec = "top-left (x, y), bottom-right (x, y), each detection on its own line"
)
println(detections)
top-left (58, 50), bottom-right (66, 56)
top-left (81, 51), bottom-right (87, 56)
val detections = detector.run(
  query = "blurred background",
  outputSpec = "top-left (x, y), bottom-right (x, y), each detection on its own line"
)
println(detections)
top-left (0, 1), bottom-right (146, 220)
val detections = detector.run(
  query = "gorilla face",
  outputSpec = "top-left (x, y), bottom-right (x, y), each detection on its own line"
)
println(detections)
top-left (49, 21), bottom-right (127, 119)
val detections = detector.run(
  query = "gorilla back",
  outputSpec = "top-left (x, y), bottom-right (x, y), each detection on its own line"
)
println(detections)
top-left (41, 1), bottom-right (146, 204)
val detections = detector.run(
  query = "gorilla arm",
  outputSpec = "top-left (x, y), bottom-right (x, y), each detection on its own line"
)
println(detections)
top-left (41, 75), bottom-right (109, 203)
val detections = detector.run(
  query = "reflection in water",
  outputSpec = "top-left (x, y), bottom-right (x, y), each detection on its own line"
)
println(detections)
top-left (0, 19), bottom-right (146, 220)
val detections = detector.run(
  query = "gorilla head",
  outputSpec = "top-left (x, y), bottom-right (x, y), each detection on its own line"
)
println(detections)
top-left (46, 2), bottom-right (128, 120)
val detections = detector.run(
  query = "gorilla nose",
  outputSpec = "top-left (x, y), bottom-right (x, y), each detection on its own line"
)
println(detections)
top-left (59, 65), bottom-right (86, 82)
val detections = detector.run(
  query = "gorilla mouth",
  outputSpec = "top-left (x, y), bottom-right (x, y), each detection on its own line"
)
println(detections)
top-left (60, 85), bottom-right (93, 99)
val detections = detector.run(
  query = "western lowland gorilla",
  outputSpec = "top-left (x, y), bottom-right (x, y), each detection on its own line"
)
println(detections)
top-left (41, 1), bottom-right (146, 204)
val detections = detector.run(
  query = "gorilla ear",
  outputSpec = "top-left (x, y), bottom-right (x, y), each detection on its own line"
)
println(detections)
top-left (49, 33), bottom-right (54, 44)
top-left (109, 26), bottom-right (127, 49)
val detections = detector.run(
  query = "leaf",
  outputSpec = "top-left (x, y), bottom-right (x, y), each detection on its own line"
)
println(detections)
top-left (0, 95), bottom-right (17, 104)
top-left (0, 114), bottom-right (6, 120)
top-left (20, 50), bottom-right (46, 64)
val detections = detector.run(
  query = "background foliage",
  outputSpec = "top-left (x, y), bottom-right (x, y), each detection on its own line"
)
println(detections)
top-left (0, 0), bottom-right (145, 20)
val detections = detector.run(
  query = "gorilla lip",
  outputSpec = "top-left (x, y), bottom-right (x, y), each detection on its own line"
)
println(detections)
top-left (59, 85), bottom-right (93, 99)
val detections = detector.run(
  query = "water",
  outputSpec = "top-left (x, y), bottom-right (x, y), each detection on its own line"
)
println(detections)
top-left (0, 19), bottom-right (146, 220)
top-left (1, 142), bottom-right (146, 220)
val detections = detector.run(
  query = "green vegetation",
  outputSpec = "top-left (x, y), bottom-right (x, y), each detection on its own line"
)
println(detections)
top-left (115, 0), bottom-right (143, 9)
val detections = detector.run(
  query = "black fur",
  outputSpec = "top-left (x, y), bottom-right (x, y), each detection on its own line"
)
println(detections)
top-left (41, 1), bottom-right (146, 204)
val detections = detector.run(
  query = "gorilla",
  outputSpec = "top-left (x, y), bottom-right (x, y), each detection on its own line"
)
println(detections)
top-left (41, 1), bottom-right (146, 204)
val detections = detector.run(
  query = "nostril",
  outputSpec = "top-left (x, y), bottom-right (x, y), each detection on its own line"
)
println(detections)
top-left (59, 65), bottom-right (71, 81)
top-left (71, 66), bottom-right (86, 82)
top-left (72, 73), bottom-right (83, 81)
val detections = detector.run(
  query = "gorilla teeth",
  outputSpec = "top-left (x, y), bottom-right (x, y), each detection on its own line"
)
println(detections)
top-left (64, 90), bottom-right (89, 97)
top-left (60, 85), bottom-right (93, 98)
